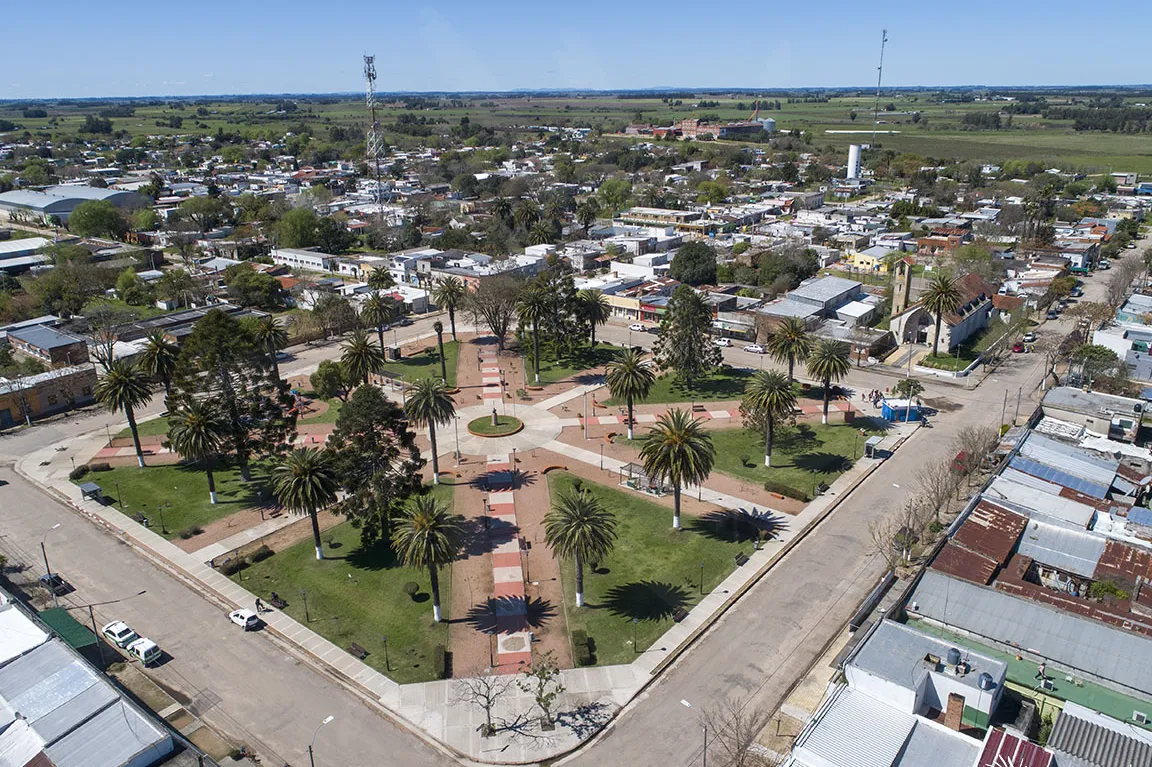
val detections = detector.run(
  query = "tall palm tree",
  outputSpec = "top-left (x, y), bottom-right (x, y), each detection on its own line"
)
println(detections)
top-left (432, 276), bottom-right (466, 340)
top-left (492, 196), bottom-right (513, 226)
top-left (273, 447), bottom-right (339, 560)
top-left (167, 399), bottom-right (228, 504)
top-left (576, 200), bottom-right (600, 234)
top-left (742, 370), bottom-right (797, 467)
top-left (576, 289), bottom-right (611, 348)
top-left (361, 293), bottom-right (396, 349)
top-left (605, 348), bottom-right (655, 440)
top-left (393, 495), bottom-right (463, 622)
top-left (639, 408), bottom-right (715, 530)
top-left (922, 273), bottom-right (963, 357)
top-left (806, 339), bottom-right (852, 425)
top-left (138, 330), bottom-right (179, 402)
top-left (517, 284), bottom-right (550, 384)
top-left (528, 221), bottom-right (556, 245)
top-left (341, 329), bottom-right (386, 386)
top-left (94, 359), bottom-right (153, 468)
top-left (366, 268), bottom-right (395, 292)
top-left (433, 320), bottom-right (448, 382)
top-left (767, 316), bottom-right (813, 382)
top-left (513, 199), bottom-right (541, 230)
top-left (405, 377), bottom-right (455, 485)
top-left (545, 487), bottom-right (617, 608)
top-left (244, 315), bottom-right (288, 383)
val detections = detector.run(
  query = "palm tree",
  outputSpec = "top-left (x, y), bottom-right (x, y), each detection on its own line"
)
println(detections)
top-left (528, 221), bottom-right (555, 245)
top-left (432, 276), bottom-right (466, 340)
top-left (639, 408), bottom-right (715, 530)
top-left (433, 320), bottom-right (448, 382)
top-left (767, 317), bottom-right (813, 382)
top-left (605, 348), bottom-right (655, 440)
top-left (138, 330), bottom-right (179, 402)
top-left (394, 495), bottom-right (463, 622)
top-left (576, 289), bottom-right (610, 348)
top-left (806, 339), bottom-right (852, 425)
top-left (542, 196), bottom-right (567, 223)
top-left (517, 284), bottom-right (550, 384)
top-left (922, 273), bottom-right (963, 357)
top-left (244, 315), bottom-right (288, 383)
top-left (341, 329), bottom-right (386, 386)
top-left (167, 399), bottom-right (228, 504)
top-left (545, 487), bottom-right (617, 608)
top-left (492, 196), bottom-right (513, 226)
top-left (94, 359), bottom-right (153, 469)
top-left (361, 293), bottom-right (397, 349)
top-left (273, 447), bottom-right (339, 560)
top-left (405, 377), bottom-right (455, 485)
top-left (513, 200), bottom-right (540, 230)
top-left (742, 370), bottom-right (797, 467)
top-left (366, 268), bottom-right (395, 292)
top-left (576, 200), bottom-right (600, 233)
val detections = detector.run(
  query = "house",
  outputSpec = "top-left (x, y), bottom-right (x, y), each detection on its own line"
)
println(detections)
top-left (852, 245), bottom-right (897, 273)
top-left (889, 273), bottom-right (997, 351)
top-left (1042, 386), bottom-right (1144, 443)
top-left (7, 324), bottom-right (90, 367)
top-left (0, 365), bottom-right (97, 428)
top-left (271, 247), bottom-right (340, 273)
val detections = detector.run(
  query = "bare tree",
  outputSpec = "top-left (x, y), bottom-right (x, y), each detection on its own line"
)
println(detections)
top-left (698, 695), bottom-right (777, 767)
top-left (452, 668), bottom-right (515, 737)
top-left (870, 499), bottom-right (927, 569)
top-left (1106, 259), bottom-right (1143, 308)
top-left (916, 458), bottom-right (963, 522)
top-left (951, 425), bottom-right (999, 482)
top-left (467, 274), bottom-right (521, 351)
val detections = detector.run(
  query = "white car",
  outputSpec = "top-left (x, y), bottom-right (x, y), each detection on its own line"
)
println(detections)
top-left (127, 637), bottom-right (162, 667)
top-left (101, 620), bottom-right (140, 649)
top-left (743, 344), bottom-right (766, 354)
top-left (628, 323), bottom-right (646, 332)
top-left (229, 608), bottom-right (261, 631)
top-left (1022, 332), bottom-right (1037, 344)
top-left (713, 338), bottom-right (732, 347)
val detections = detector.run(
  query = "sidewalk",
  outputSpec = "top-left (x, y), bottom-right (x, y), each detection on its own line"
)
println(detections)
top-left (15, 407), bottom-right (919, 765)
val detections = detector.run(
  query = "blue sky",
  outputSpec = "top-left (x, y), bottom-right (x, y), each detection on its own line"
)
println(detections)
top-left (3, 0), bottom-right (1149, 98)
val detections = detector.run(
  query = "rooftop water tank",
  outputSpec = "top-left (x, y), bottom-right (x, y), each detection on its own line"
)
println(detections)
top-left (947, 647), bottom-right (962, 666)
top-left (979, 672), bottom-right (995, 691)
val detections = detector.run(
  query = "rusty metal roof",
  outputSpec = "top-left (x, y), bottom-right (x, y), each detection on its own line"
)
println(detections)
top-left (952, 500), bottom-right (1028, 564)
top-left (932, 541), bottom-right (1000, 585)
top-left (1095, 539), bottom-right (1152, 585)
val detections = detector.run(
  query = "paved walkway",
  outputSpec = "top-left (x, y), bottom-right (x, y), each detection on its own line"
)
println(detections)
top-left (194, 512), bottom-right (300, 564)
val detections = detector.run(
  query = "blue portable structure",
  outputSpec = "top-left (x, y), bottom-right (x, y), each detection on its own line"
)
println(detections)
top-left (881, 398), bottom-right (921, 422)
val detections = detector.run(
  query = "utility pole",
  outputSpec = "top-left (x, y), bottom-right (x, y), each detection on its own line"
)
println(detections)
top-left (363, 55), bottom-right (385, 220)
top-left (871, 29), bottom-right (889, 149)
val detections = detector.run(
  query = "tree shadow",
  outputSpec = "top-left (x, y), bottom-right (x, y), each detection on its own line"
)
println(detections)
top-left (774, 424), bottom-right (819, 454)
top-left (555, 701), bottom-right (613, 739)
top-left (601, 581), bottom-right (689, 621)
top-left (344, 540), bottom-right (401, 572)
top-left (462, 596), bottom-right (556, 631)
top-left (853, 416), bottom-right (890, 432)
top-left (793, 451), bottom-right (852, 474)
top-left (690, 509), bottom-right (787, 543)
top-left (459, 517), bottom-right (501, 559)
top-left (465, 468), bottom-right (537, 492)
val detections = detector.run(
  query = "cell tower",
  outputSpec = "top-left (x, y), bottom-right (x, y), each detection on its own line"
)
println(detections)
top-left (363, 54), bottom-right (384, 211)
top-left (870, 29), bottom-right (889, 148)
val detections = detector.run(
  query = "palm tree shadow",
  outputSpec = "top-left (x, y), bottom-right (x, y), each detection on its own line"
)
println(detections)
top-left (465, 468), bottom-right (537, 492)
top-left (690, 509), bottom-right (787, 543)
top-left (345, 540), bottom-right (401, 571)
top-left (793, 451), bottom-right (851, 474)
top-left (774, 424), bottom-right (819, 454)
top-left (461, 596), bottom-right (556, 631)
top-left (600, 581), bottom-right (688, 621)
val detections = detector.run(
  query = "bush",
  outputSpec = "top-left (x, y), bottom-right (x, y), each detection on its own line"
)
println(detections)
top-left (928, 521), bottom-right (945, 534)
top-left (740, 454), bottom-right (752, 468)
top-left (433, 644), bottom-right (448, 679)
top-left (69, 465), bottom-right (91, 481)
top-left (571, 630), bottom-right (593, 666)
top-left (178, 525), bottom-right (204, 540)
top-left (88, 462), bottom-right (112, 472)
top-left (403, 581), bottom-right (420, 598)
top-left (247, 545), bottom-right (274, 564)
top-left (219, 558), bottom-right (248, 576)
top-left (762, 480), bottom-right (809, 501)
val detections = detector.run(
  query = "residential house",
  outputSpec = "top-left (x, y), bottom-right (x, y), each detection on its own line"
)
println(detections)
top-left (7, 325), bottom-right (90, 367)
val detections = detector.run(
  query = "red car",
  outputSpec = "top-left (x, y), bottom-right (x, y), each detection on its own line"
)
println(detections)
top-left (1012, 343), bottom-right (1025, 353)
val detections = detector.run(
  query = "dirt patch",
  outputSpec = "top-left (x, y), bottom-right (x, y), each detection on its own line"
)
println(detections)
top-left (296, 398), bottom-right (330, 421)
top-left (241, 512), bottom-right (344, 556)
top-left (172, 507), bottom-right (275, 553)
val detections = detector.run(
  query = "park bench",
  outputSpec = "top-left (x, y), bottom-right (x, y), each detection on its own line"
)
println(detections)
top-left (673, 607), bottom-right (689, 623)
top-left (269, 596), bottom-right (288, 610)
top-left (131, 513), bottom-right (149, 526)
top-left (692, 404), bottom-right (707, 413)
top-left (734, 552), bottom-right (750, 567)
top-left (347, 643), bottom-right (369, 660)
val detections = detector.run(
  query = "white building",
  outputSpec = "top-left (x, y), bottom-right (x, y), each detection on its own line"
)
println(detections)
top-left (271, 247), bottom-right (339, 273)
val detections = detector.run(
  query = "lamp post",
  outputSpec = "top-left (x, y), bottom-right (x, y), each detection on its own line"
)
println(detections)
top-left (699, 561), bottom-right (705, 594)
top-left (307, 715), bottom-right (334, 767)
top-left (583, 390), bottom-right (589, 439)
top-left (454, 416), bottom-right (461, 464)
top-left (600, 443), bottom-right (604, 470)
top-left (114, 480), bottom-right (122, 510)
top-left (157, 503), bottom-right (168, 535)
top-left (41, 523), bottom-right (62, 608)
top-left (632, 617), bottom-right (639, 653)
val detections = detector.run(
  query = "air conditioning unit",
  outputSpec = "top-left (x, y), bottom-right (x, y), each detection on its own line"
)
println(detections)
top-left (1041, 679), bottom-right (1055, 691)
top-left (1135, 711), bottom-right (1149, 724)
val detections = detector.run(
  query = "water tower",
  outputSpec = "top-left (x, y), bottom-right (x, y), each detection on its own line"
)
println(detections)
top-left (847, 144), bottom-right (862, 180)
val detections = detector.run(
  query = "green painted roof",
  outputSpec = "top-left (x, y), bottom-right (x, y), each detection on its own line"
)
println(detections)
top-left (37, 607), bottom-right (97, 649)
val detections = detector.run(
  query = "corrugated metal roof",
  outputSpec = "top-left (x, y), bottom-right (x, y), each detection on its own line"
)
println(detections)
top-left (932, 541), bottom-right (1000, 585)
top-left (901, 721), bottom-right (981, 767)
top-left (850, 620), bottom-right (1006, 695)
top-left (1048, 702), bottom-right (1152, 767)
top-left (1016, 521), bottom-right (1106, 577)
top-left (794, 686), bottom-right (913, 767)
top-left (1094, 539), bottom-right (1152, 584)
top-left (978, 728), bottom-right (1054, 767)
top-left (1019, 434), bottom-right (1119, 486)
top-left (1128, 507), bottom-right (1152, 528)
top-left (998, 467), bottom-right (1065, 495)
top-left (0, 605), bottom-right (49, 664)
top-left (45, 699), bottom-right (170, 767)
top-left (1009, 456), bottom-right (1110, 500)
top-left (952, 500), bottom-right (1028, 563)
top-left (910, 571), bottom-right (1152, 695)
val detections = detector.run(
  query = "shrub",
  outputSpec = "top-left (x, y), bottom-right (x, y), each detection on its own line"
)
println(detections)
top-left (88, 462), bottom-right (112, 472)
top-left (740, 454), bottom-right (752, 468)
top-left (219, 558), bottom-right (248, 576)
top-left (69, 465), bottom-right (91, 481)
top-left (247, 545), bottom-right (274, 564)
top-left (928, 521), bottom-right (945, 534)
top-left (433, 644), bottom-right (448, 679)
top-left (403, 581), bottom-right (420, 598)
top-left (178, 525), bottom-right (204, 540)
top-left (571, 630), bottom-right (593, 666)
top-left (762, 480), bottom-right (809, 501)
top-left (1089, 579), bottom-right (1130, 601)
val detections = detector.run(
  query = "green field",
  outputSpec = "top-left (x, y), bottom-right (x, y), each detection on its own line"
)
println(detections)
top-left (115, 417), bottom-right (170, 440)
top-left (231, 483), bottom-right (454, 684)
top-left (466, 414), bottom-right (522, 435)
top-left (527, 342), bottom-right (620, 385)
top-left (548, 472), bottom-right (748, 665)
top-left (605, 366), bottom-right (753, 406)
top-left (380, 340), bottom-right (459, 387)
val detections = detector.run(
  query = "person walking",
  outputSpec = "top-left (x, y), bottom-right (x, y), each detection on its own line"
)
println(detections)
top-left (255, 597), bottom-right (265, 614)
top-left (1034, 662), bottom-right (1047, 681)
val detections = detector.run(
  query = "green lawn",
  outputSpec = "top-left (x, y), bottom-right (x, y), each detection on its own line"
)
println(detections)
top-left (380, 340), bottom-right (459, 387)
top-left (297, 392), bottom-right (344, 425)
top-left (77, 461), bottom-right (273, 538)
top-left (548, 472), bottom-right (747, 666)
top-left (231, 483), bottom-right (455, 684)
top-left (605, 366), bottom-right (753, 406)
top-left (528, 342), bottom-right (620, 385)
top-left (82, 298), bottom-right (169, 320)
top-left (115, 417), bottom-right (170, 440)
top-left (467, 414), bottom-right (522, 435)
top-left (709, 421), bottom-right (886, 499)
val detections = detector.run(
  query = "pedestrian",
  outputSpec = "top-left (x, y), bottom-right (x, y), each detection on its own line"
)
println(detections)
top-left (1034, 662), bottom-right (1047, 681)
top-left (255, 597), bottom-right (264, 614)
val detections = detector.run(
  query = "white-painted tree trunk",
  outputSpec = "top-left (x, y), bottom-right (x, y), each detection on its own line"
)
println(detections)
top-left (433, 603), bottom-right (442, 622)
top-left (575, 591), bottom-right (584, 607)
top-left (314, 546), bottom-right (324, 560)
top-left (209, 491), bottom-right (217, 505)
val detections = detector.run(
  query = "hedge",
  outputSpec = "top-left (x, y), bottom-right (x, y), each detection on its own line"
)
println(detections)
top-left (762, 480), bottom-right (809, 502)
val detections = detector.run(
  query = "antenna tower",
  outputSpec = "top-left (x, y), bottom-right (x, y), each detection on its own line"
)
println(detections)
top-left (871, 29), bottom-right (889, 148)
top-left (363, 55), bottom-right (384, 211)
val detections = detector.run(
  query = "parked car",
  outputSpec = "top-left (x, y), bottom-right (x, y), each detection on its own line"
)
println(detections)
top-left (713, 338), bottom-right (732, 347)
top-left (126, 638), bottom-right (162, 667)
top-left (1012, 343), bottom-right (1025, 353)
top-left (229, 608), bottom-right (261, 631)
top-left (1046, 310), bottom-right (1059, 320)
top-left (38, 573), bottom-right (69, 596)
top-left (101, 621), bottom-right (140, 649)
top-left (394, 317), bottom-right (413, 327)
top-left (743, 344), bottom-right (766, 354)
top-left (1022, 332), bottom-right (1037, 344)
top-left (628, 323), bottom-right (646, 332)
top-left (1070, 287), bottom-right (1083, 297)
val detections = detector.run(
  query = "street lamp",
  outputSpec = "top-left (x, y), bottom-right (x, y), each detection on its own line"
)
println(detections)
top-left (699, 561), bottom-right (705, 594)
top-left (157, 503), bottom-right (168, 535)
top-left (307, 715), bottom-right (334, 767)
top-left (114, 480), bottom-right (122, 510)
top-left (454, 416), bottom-right (461, 464)
top-left (41, 523), bottom-right (62, 608)
top-left (632, 617), bottom-right (639, 653)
